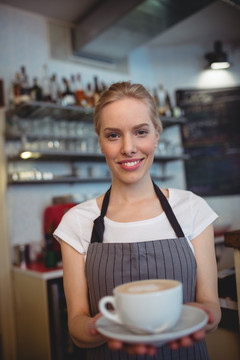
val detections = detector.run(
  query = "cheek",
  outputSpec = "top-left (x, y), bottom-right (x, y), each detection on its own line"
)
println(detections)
top-left (101, 143), bottom-right (117, 158)
top-left (141, 140), bottom-right (157, 154)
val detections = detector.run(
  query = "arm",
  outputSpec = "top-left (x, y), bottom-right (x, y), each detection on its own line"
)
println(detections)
top-left (169, 224), bottom-right (221, 349)
top-left (191, 223), bottom-right (221, 332)
top-left (61, 240), bottom-right (106, 348)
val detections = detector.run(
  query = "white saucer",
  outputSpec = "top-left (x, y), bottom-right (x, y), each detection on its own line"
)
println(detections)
top-left (96, 305), bottom-right (208, 347)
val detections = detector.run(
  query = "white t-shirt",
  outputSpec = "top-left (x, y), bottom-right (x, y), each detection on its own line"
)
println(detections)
top-left (53, 188), bottom-right (218, 256)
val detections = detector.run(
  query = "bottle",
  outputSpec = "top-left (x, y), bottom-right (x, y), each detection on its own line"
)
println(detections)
top-left (19, 66), bottom-right (30, 96)
top-left (93, 76), bottom-right (101, 106)
top-left (153, 88), bottom-right (160, 113)
top-left (70, 74), bottom-right (77, 93)
top-left (75, 73), bottom-right (85, 107)
top-left (164, 89), bottom-right (172, 117)
top-left (61, 77), bottom-right (76, 106)
top-left (85, 82), bottom-right (94, 108)
top-left (41, 64), bottom-right (51, 101)
top-left (12, 73), bottom-right (21, 98)
top-left (9, 73), bottom-right (21, 107)
top-left (157, 84), bottom-right (166, 116)
top-left (49, 73), bottom-right (61, 103)
top-left (44, 236), bottom-right (57, 268)
top-left (30, 77), bottom-right (42, 101)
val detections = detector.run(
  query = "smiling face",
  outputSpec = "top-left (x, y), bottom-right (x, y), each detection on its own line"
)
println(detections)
top-left (98, 97), bottom-right (159, 185)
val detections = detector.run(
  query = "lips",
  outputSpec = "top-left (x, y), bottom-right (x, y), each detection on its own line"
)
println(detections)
top-left (118, 158), bottom-right (143, 170)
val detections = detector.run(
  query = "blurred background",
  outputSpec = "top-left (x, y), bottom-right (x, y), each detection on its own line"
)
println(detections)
top-left (0, 0), bottom-right (240, 359)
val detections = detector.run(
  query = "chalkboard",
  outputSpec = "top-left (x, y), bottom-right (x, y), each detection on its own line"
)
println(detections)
top-left (176, 87), bottom-right (240, 197)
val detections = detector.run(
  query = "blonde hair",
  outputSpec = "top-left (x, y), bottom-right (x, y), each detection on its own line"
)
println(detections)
top-left (94, 81), bottom-right (163, 135)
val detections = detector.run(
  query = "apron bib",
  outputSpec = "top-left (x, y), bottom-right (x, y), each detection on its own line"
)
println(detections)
top-left (85, 182), bottom-right (209, 360)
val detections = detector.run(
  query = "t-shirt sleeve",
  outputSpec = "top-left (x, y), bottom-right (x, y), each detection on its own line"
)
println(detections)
top-left (188, 191), bottom-right (218, 240)
top-left (53, 206), bottom-right (89, 254)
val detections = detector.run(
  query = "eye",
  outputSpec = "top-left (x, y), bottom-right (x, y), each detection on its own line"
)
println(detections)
top-left (106, 132), bottom-right (120, 140)
top-left (136, 129), bottom-right (148, 136)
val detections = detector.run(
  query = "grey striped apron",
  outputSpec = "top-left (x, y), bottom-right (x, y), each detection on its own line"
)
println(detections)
top-left (85, 182), bottom-right (209, 359)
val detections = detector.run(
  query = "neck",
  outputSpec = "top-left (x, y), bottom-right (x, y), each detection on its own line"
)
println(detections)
top-left (110, 175), bottom-right (156, 204)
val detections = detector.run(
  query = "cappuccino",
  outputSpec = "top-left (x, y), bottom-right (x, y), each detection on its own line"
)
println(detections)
top-left (99, 278), bottom-right (183, 334)
top-left (117, 279), bottom-right (177, 294)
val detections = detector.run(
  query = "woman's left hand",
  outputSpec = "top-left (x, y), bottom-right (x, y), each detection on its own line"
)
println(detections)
top-left (168, 302), bottom-right (215, 350)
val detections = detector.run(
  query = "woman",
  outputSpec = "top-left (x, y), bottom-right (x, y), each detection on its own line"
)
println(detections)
top-left (54, 81), bottom-right (221, 359)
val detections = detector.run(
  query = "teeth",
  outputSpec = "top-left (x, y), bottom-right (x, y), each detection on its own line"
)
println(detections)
top-left (123, 160), bottom-right (140, 167)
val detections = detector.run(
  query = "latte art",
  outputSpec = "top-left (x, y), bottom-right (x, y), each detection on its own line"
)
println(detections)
top-left (128, 283), bottom-right (162, 293)
top-left (117, 279), bottom-right (178, 294)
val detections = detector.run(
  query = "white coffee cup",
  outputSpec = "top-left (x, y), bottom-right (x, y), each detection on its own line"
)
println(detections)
top-left (99, 279), bottom-right (183, 334)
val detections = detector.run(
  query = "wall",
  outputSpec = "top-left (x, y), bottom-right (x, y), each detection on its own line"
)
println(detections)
top-left (0, 3), bottom-right (240, 259)
top-left (128, 20), bottom-right (240, 244)
top-left (0, 4), bottom-right (128, 248)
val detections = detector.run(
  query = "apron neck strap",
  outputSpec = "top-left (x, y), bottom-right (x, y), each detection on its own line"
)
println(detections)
top-left (152, 181), bottom-right (185, 238)
top-left (90, 182), bottom-right (185, 243)
top-left (90, 186), bottom-right (111, 243)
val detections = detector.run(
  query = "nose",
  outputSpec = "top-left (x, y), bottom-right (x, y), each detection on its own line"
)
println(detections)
top-left (121, 134), bottom-right (136, 156)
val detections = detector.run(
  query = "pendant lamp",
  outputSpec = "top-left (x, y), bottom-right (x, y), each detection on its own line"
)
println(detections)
top-left (205, 41), bottom-right (231, 70)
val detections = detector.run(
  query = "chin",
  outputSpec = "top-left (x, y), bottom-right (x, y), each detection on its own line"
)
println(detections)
top-left (116, 172), bottom-right (150, 185)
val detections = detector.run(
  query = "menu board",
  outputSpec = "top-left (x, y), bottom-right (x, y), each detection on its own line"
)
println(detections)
top-left (176, 87), bottom-right (240, 197)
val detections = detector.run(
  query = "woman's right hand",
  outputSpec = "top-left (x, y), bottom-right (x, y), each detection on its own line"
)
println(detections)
top-left (90, 314), bottom-right (157, 355)
top-left (107, 339), bottom-right (157, 356)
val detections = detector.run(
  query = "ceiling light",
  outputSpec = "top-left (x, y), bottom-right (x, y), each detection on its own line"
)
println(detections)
top-left (205, 41), bottom-right (231, 70)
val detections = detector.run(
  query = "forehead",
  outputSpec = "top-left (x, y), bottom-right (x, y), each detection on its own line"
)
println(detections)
top-left (100, 97), bottom-right (150, 125)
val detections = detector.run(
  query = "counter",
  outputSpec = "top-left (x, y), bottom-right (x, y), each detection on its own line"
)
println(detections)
top-left (12, 264), bottom-right (67, 360)
top-left (224, 229), bottom-right (240, 330)
top-left (13, 262), bottom-right (63, 280)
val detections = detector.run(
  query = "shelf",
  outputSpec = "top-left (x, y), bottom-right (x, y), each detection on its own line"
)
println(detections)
top-left (8, 151), bottom-right (105, 162)
top-left (5, 133), bottom-right (96, 142)
top-left (7, 175), bottom-right (174, 185)
top-left (5, 102), bottom-right (188, 186)
top-left (6, 101), bottom-right (94, 122)
top-left (8, 176), bottom-right (112, 185)
top-left (161, 116), bottom-right (186, 128)
top-left (7, 150), bottom-right (189, 162)
top-left (5, 101), bottom-right (186, 136)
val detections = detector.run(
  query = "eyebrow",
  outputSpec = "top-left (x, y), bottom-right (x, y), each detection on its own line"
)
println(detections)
top-left (103, 123), bottom-right (150, 133)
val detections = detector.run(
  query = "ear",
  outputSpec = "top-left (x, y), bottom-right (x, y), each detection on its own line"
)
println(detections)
top-left (98, 139), bottom-right (104, 154)
top-left (154, 131), bottom-right (159, 148)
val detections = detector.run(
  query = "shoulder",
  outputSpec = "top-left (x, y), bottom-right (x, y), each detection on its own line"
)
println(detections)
top-left (168, 187), bottom-right (217, 220)
top-left (168, 188), bottom-right (218, 240)
top-left (63, 198), bottom-right (100, 223)
top-left (168, 188), bottom-right (201, 206)
top-left (53, 198), bottom-right (100, 254)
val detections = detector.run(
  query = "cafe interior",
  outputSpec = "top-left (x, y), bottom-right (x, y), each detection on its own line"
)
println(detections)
top-left (0, 0), bottom-right (240, 359)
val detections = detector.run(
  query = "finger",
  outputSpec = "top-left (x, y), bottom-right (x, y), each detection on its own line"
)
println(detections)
top-left (169, 340), bottom-right (180, 350)
top-left (123, 344), bottom-right (147, 355)
top-left (146, 345), bottom-right (157, 356)
top-left (192, 329), bottom-right (205, 341)
top-left (108, 339), bottom-right (123, 350)
top-left (179, 336), bottom-right (194, 347)
top-left (88, 314), bottom-right (103, 335)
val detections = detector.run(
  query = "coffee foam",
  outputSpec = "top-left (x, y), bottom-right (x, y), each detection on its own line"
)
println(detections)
top-left (118, 280), bottom-right (176, 294)
top-left (128, 283), bottom-right (161, 293)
